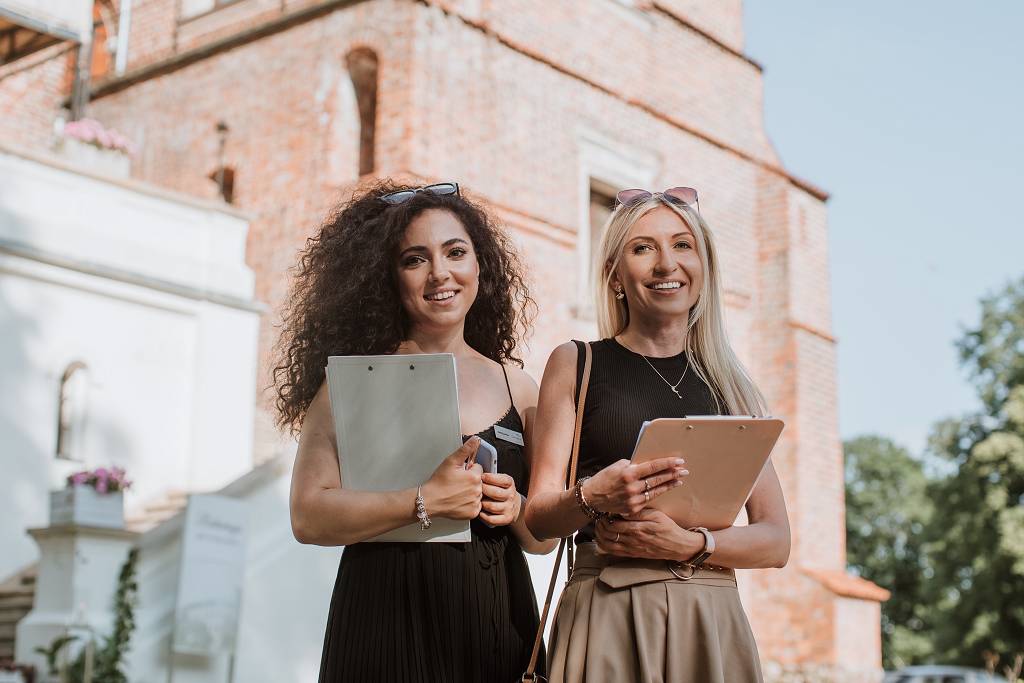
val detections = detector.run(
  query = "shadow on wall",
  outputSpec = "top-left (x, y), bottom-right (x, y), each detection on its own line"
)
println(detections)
top-left (0, 185), bottom-right (47, 579)
top-left (0, 181), bottom-right (143, 582)
top-left (89, 411), bottom-right (139, 489)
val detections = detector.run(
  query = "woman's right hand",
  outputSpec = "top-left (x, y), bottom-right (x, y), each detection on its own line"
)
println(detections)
top-left (421, 437), bottom-right (485, 520)
top-left (582, 457), bottom-right (688, 516)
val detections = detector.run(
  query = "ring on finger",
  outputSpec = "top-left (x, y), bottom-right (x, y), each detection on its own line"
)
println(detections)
top-left (644, 490), bottom-right (650, 503)
top-left (614, 532), bottom-right (620, 543)
top-left (644, 478), bottom-right (651, 492)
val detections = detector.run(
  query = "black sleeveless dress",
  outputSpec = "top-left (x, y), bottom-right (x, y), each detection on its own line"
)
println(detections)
top-left (318, 367), bottom-right (542, 683)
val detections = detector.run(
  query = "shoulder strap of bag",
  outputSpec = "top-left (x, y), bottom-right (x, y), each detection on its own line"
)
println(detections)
top-left (522, 341), bottom-right (592, 682)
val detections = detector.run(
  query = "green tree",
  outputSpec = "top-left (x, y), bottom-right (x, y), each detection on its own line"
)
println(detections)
top-left (844, 435), bottom-right (934, 668)
top-left (924, 277), bottom-right (1024, 665)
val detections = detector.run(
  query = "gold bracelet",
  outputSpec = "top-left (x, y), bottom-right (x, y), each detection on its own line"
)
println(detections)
top-left (574, 477), bottom-right (605, 521)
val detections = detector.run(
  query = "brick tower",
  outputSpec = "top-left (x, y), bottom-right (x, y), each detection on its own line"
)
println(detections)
top-left (0, 0), bottom-right (887, 678)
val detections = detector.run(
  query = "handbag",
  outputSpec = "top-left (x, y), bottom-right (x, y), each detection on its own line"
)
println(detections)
top-left (521, 340), bottom-right (592, 682)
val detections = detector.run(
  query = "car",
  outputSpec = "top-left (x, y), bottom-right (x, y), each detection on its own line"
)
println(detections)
top-left (884, 665), bottom-right (1011, 683)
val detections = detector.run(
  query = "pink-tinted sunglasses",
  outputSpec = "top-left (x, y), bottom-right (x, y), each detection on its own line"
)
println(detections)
top-left (616, 187), bottom-right (699, 212)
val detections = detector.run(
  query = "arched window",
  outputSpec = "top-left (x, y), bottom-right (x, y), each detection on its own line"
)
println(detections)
top-left (346, 48), bottom-right (379, 176)
top-left (56, 361), bottom-right (89, 461)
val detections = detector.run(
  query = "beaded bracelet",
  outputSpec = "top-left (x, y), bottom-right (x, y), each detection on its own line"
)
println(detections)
top-left (415, 485), bottom-right (432, 530)
top-left (574, 476), bottom-right (605, 520)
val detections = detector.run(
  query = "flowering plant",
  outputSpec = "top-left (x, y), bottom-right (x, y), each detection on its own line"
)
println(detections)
top-left (66, 466), bottom-right (132, 494)
top-left (61, 118), bottom-right (136, 155)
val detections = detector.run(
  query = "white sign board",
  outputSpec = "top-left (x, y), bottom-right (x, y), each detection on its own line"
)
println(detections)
top-left (172, 495), bottom-right (248, 656)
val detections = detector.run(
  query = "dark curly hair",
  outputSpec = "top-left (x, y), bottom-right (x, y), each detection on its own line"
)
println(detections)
top-left (273, 180), bottom-right (535, 434)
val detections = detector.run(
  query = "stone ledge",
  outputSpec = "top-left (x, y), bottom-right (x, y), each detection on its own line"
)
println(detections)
top-left (802, 567), bottom-right (891, 602)
top-left (27, 525), bottom-right (139, 542)
top-left (0, 142), bottom-right (252, 221)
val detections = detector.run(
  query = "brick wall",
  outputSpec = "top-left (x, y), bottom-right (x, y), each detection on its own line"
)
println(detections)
top-left (417, 0), bottom-right (778, 165)
top-left (0, 45), bottom-right (73, 152)
top-left (657, 0), bottom-right (746, 52)
top-left (0, 0), bottom-right (881, 675)
top-left (124, 0), bottom-right (179, 68)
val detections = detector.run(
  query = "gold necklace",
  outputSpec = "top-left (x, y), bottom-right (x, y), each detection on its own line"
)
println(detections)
top-left (640, 353), bottom-right (689, 399)
top-left (616, 337), bottom-right (690, 399)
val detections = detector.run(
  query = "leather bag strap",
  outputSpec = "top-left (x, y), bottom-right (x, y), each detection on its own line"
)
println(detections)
top-left (522, 341), bottom-right (592, 681)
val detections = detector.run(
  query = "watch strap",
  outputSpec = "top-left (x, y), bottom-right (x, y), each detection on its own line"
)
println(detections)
top-left (686, 526), bottom-right (715, 566)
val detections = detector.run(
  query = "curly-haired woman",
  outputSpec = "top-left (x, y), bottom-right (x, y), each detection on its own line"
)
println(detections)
top-left (275, 181), bottom-right (555, 683)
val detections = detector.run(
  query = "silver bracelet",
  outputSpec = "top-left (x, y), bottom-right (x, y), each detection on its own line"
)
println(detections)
top-left (415, 485), bottom-right (432, 530)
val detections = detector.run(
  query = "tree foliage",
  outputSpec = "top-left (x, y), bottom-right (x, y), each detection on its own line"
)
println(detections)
top-left (924, 278), bottom-right (1024, 664)
top-left (844, 435), bottom-right (933, 668)
top-left (845, 277), bottom-right (1024, 669)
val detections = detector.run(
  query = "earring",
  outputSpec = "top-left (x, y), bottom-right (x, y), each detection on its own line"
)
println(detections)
top-left (614, 287), bottom-right (625, 300)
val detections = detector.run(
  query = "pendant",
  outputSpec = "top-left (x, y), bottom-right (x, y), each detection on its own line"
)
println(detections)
top-left (672, 386), bottom-right (682, 399)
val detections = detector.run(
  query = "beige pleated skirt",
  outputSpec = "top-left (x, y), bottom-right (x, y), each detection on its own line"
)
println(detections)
top-left (547, 544), bottom-right (763, 683)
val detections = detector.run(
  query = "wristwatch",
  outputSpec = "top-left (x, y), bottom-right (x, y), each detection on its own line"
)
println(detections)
top-left (685, 527), bottom-right (715, 567)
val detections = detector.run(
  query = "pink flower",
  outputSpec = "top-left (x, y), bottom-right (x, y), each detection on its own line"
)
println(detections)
top-left (64, 465), bottom-right (132, 493)
top-left (63, 118), bottom-right (136, 154)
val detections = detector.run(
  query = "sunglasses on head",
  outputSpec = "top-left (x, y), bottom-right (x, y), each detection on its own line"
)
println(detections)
top-left (380, 182), bottom-right (461, 205)
top-left (615, 186), bottom-right (699, 212)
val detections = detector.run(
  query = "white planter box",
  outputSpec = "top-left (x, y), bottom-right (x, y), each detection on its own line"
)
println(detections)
top-left (55, 137), bottom-right (131, 178)
top-left (49, 485), bottom-right (125, 529)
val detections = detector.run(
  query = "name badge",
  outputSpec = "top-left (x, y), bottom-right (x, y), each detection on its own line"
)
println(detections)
top-left (493, 425), bottom-right (525, 446)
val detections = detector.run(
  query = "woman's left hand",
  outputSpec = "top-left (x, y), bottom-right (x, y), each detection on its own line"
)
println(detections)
top-left (480, 473), bottom-right (522, 527)
top-left (595, 509), bottom-right (702, 561)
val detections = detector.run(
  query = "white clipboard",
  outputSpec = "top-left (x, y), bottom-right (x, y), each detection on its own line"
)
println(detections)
top-left (630, 416), bottom-right (785, 531)
top-left (326, 353), bottom-right (470, 542)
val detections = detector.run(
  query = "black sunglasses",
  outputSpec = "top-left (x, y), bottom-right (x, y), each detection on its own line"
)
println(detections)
top-left (379, 182), bottom-right (460, 205)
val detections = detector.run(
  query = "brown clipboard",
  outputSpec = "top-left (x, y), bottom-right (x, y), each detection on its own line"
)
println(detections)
top-left (629, 416), bottom-right (784, 531)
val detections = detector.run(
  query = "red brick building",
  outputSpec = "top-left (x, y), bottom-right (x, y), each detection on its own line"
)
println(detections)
top-left (0, 0), bottom-right (887, 678)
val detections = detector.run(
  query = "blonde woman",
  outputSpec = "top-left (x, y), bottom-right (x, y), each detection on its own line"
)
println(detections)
top-left (525, 187), bottom-right (790, 682)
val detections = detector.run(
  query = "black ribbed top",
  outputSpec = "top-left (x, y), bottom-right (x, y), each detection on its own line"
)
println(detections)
top-left (573, 338), bottom-right (721, 544)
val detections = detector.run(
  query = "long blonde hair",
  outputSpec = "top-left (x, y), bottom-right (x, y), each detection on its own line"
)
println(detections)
top-left (594, 196), bottom-right (767, 416)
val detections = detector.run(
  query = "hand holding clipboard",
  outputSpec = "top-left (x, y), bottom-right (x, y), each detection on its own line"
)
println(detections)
top-left (629, 416), bottom-right (785, 530)
top-left (327, 353), bottom-right (473, 542)
top-left (578, 457), bottom-right (691, 517)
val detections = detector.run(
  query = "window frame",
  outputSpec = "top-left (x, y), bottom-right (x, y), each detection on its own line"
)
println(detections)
top-left (178, 0), bottom-right (245, 24)
top-left (574, 129), bottom-right (659, 319)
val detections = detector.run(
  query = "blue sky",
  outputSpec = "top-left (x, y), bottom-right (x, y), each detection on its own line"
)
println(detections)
top-left (744, 1), bottom-right (1024, 454)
